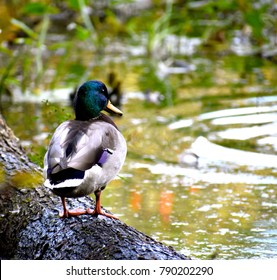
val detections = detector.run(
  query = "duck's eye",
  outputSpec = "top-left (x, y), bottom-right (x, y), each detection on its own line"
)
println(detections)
top-left (101, 88), bottom-right (108, 97)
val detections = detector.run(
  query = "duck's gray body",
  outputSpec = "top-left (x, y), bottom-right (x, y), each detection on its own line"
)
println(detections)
top-left (43, 114), bottom-right (127, 198)
top-left (43, 80), bottom-right (126, 219)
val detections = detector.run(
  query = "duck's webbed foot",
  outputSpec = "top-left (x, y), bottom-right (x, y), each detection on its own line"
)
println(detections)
top-left (86, 208), bottom-right (119, 220)
top-left (86, 190), bottom-right (119, 220)
top-left (59, 208), bottom-right (87, 218)
top-left (59, 192), bottom-right (119, 219)
top-left (59, 196), bottom-right (87, 218)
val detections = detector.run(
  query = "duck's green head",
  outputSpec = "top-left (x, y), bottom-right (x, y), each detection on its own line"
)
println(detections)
top-left (73, 80), bottom-right (123, 120)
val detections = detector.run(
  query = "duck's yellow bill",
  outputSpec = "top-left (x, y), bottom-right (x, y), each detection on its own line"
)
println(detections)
top-left (105, 100), bottom-right (123, 116)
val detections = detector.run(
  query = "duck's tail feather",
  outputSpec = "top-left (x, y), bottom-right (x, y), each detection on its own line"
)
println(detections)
top-left (44, 168), bottom-right (85, 189)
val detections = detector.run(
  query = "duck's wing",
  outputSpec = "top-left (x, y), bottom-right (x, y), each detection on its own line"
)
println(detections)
top-left (44, 120), bottom-right (117, 177)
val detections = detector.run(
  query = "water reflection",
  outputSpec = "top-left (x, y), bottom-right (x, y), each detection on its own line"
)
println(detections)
top-left (2, 90), bottom-right (277, 260)
top-left (111, 94), bottom-right (277, 259)
top-left (218, 123), bottom-right (277, 141)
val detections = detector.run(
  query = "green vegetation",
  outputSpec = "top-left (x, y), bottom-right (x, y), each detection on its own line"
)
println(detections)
top-left (1, 0), bottom-right (277, 104)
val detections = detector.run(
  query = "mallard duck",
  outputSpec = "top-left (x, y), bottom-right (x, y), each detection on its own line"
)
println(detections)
top-left (43, 80), bottom-right (127, 219)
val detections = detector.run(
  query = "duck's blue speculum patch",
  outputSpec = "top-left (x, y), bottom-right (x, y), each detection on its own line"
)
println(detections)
top-left (97, 149), bottom-right (113, 167)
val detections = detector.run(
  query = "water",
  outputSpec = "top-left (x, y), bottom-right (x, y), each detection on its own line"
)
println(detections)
top-left (3, 88), bottom-right (277, 260)
top-left (113, 93), bottom-right (277, 260)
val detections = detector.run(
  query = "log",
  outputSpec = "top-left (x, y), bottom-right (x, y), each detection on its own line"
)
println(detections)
top-left (0, 115), bottom-right (189, 260)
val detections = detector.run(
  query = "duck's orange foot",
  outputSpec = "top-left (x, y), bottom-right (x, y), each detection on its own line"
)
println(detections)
top-left (86, 208), bottom-right (119, 220)
top-left (59, 208), bottom-right (87, 218)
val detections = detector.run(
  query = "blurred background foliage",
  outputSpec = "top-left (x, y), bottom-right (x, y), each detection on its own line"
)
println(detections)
top-left (0, 0), bottom-right (277, 105)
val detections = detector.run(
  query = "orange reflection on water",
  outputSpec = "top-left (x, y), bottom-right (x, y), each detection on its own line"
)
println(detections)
top-left (130, 190), bottom-right (141, 212)
top-left (159, 190), bottom-right (174, 223)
